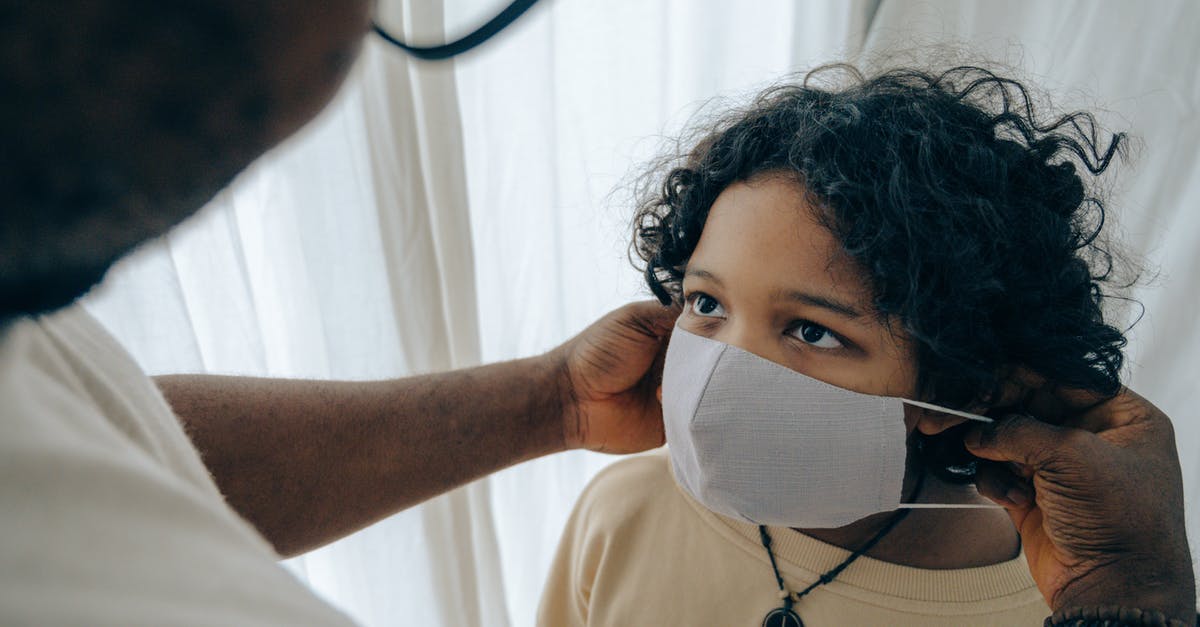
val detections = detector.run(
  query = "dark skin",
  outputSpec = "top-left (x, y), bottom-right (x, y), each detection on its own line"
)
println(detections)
top-left (158, 301), bottom-right (677, 558)
top-left (968, 385), bottom-right (1196, 623)
top-left (2, 1), bottom-right (1193, 621)
top-left (0, 1), bottom-right (372, 314)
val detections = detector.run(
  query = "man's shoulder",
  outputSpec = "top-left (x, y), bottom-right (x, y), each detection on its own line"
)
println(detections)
top-left (0, 307), bottom-right (354, 626)
top-left (4, 306), bottom-right (211, 482)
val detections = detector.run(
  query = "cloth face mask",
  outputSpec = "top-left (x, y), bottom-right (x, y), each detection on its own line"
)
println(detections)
top-left (662, 325), bottom-right (995, 529)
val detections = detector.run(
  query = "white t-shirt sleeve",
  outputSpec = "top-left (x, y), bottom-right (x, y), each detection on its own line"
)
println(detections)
top-left (0, 306), bottom-right (354, 626)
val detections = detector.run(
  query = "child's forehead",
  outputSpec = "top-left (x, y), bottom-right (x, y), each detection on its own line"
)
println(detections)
top-left (693, 178), bottom-right (870, 299)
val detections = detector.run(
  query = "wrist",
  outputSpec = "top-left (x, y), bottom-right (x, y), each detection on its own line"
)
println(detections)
top-left (1055, 562), bottom-right (1196, 625)
top-left (466, 352), bottom-right (573, 463)
top-left (1047, 606), bottom-right (1197, 627)
top-left (546, 347), bottom-right (582, 452)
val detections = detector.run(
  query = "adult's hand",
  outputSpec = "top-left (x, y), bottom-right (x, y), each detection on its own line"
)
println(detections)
top-left (552, 301), bottom-right (678, 454)
top-left (964, 387), bottom-right (1195, 623)
top-left (165, 301), bottom-right (679, 555)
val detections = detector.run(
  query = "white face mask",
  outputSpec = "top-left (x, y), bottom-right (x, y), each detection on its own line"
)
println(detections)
top-left (663, 325), bottom-right (995, 528)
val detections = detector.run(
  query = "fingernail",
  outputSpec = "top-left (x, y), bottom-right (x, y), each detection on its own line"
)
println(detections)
top-left (1005, 487), bottom-right (1030, 506)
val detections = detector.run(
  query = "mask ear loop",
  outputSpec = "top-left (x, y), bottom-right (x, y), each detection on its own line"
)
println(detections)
top-left (897, 400), bottom-right (1003, 510)
top-left (900, 398), bottom-right (993, 423)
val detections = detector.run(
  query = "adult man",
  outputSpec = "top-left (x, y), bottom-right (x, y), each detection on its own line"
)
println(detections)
top-left (0, 2), bottom-right (1194, 625)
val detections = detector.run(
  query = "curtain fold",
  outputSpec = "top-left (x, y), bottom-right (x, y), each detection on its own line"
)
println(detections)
top-left (83, 1), bottom-right (1200, 624)
top-left (88, 1), bottom-right (512, 623)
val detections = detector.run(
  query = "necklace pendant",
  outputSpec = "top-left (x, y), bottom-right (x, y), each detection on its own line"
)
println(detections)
top-left (762, 607), bottom-right (803, 627)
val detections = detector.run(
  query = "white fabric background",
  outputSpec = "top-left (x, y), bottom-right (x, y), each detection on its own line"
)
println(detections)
top-left (83, 1), bottom-right (1200, 624)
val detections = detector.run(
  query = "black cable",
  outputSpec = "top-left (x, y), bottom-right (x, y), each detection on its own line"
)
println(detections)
top-left (758, 525), bottom-right (795, 612)
top-left (791, 492), bottom-right (915, 599)
top-left (371, 0), bottom-right (539, 61)
top-left (759, 468), bottom-right (928, 606)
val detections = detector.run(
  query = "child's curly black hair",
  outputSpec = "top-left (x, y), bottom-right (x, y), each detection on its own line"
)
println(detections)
top-left (633, 65), bottom-right (1132, 481)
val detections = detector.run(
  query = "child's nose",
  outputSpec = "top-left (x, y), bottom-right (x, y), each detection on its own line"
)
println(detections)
top-left (718, 323), bottom-right (789, 367)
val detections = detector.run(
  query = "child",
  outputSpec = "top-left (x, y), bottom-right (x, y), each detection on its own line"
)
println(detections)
top-left (539, 65), bottom-right (1129, 626)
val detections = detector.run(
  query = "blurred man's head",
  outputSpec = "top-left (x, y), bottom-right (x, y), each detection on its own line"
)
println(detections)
top-left (0, 1), bottom-right (369, 318)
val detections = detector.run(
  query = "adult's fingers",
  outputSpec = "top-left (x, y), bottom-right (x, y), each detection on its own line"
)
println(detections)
top-left (1013, 378), bottom-right (1109, 428)
top-left (616, 300), bottom-right (681, 338)
top-left (1065, 387), bottom-right (1163, 434)
top-left (985, 367), bottom-right (1111, 430)
top-left (974, 460), bottom-right (1033, 508)
top-left (991, 367), bottom-right (1047, 409)
top-left (640, 335), bottom-right (670, 393)
top-left (963, 413), bottom-right (1084, 468)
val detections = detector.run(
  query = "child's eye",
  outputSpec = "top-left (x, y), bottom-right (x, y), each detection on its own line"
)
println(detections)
top-left (788, 321), bottom-right (843, 349)
top-left (689, 293), bottom-right (726, 318)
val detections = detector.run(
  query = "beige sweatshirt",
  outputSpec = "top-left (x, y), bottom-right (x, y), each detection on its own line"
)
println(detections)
top-left (539, 451), bottom-right (1050, 626)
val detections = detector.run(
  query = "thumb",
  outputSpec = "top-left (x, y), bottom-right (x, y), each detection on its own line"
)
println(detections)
top-left (621, 300), bottom-right (680, 338)
top-left (964, 413), bottom-right (1081, 469)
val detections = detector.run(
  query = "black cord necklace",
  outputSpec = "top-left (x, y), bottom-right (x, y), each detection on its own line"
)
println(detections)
top-left (757, 470), bottom-right (927, 627)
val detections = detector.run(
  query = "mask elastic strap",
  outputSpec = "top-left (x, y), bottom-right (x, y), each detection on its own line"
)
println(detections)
top-left (897, 399), bottom-right (1002, 509)
top-left (901, 398), bottom-right (993, 423)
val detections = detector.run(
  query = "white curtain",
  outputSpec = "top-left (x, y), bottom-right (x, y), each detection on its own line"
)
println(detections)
top-left (84, 1), bottom-right (1200, 624)
top-left (857, 0), bottom-right (1200, 600)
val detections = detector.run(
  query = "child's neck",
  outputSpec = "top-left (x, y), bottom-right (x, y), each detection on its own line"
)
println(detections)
top-left (794, 467), bottom-right (1021, 570)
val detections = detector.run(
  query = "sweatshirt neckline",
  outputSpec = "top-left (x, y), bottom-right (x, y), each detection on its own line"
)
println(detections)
top-left (670, 461), bottom-right (1040, 603)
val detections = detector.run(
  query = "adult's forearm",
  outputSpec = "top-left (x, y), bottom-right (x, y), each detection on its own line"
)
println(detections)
top-left (156, 356), bottom-right (568, 557)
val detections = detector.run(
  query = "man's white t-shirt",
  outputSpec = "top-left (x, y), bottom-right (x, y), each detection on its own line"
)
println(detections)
top-left (0, 305), bottom-right (353, 625)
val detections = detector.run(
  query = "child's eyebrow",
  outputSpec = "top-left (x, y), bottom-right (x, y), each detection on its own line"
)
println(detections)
top-left (683, 268), bottom-right (724, 286)
top-left (686, 267), bottom-right (863, 320)
top-left (773, 289), bottom-right (863, 319)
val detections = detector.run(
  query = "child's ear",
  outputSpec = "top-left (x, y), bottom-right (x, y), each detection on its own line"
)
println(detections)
top-left (656, 386), bottom-right (663, 403)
